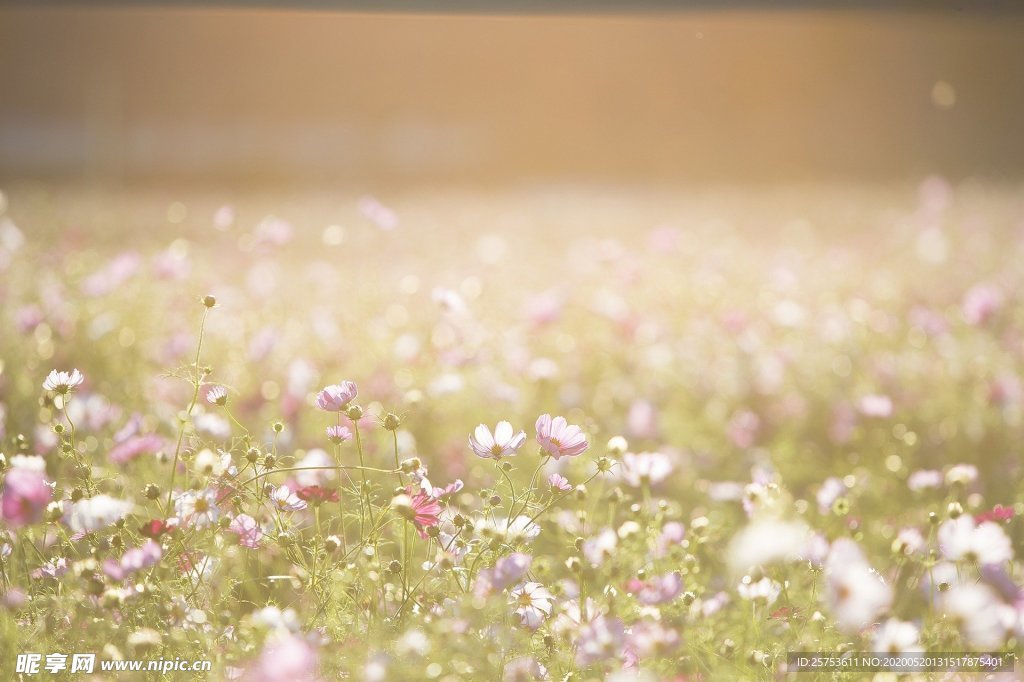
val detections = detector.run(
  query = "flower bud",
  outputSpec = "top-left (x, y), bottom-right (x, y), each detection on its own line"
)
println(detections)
top-left (324, 535), bottom-right (342, 553)
top-left (143, 484), bottom-right (161, 500)
top-left (383, 413), bottom-right (401, 431)
top-left (202, 295), bottom-right (217, 308)
top-left (345, 405), bottom-right (364, 420)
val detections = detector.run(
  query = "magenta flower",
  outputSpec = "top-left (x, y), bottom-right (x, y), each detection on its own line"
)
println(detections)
top-left (315, 381), bottom-right (358, 411)
top-left (407, 488), bottom-right (442, 539)
top-left (229, 513), bottom-right (264, 549)
top-left (535, 414), bottom-right (589, 459)
top-left (1, 468), bottom-right (52, 528)
top-left (469, 421), bottom-right (527, 460)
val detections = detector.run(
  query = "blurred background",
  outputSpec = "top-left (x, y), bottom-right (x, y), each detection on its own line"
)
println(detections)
top-left (2, 5), bottom-right (1024, 188)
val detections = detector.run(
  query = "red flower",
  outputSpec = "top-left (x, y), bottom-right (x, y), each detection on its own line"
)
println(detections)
top-left (296, 486), bottom-right (340, 505)
top-left (975, 504), bottom-right (1014, 524)
top-left (140, 518), bottom-right (176, 539)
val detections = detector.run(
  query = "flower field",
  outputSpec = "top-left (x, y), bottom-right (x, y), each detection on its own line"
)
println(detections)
top-left (0, 181), bottom-right (1022, 680)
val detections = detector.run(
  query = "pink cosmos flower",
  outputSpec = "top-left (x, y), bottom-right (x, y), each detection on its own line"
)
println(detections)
top-left (427, 479), bottom-right (464, 500)
top-left (315, 382), bottom-right (358, 412)
top-left (625, 572), bottom-right (682, 605)
top-left (229, 514), bottom-right (264, 549)
top-left (548, 473), bottom-right (572, 492)
top-left (575, 615), bottom-right (625, 666)
top-left (407, 488), bottom-right (442, 539)
top-left (103, 540), bottom-right (162, 580)
top-left (1, 468), bottom-right (52, 528)
top-left (618, 451), bottom-right (673, 487)
top-left (326, 424), bottom-right (352, 444)
top-left (108, 433), bottom-right (164, 464)
top-left (205, 385), bottom-right (229, 406)
top-left (475, 553), bottom-right (533, 596)
top-left (962, 283), bottom-right (1004, 326)
top-left (244, 633), bottom-right (319, 682)
top-left (535, 414), bottom-right (588, 459)
top-left (42, 368), bottom-right (84, 394)
top-left (469, 421), bottom-right (527, 460)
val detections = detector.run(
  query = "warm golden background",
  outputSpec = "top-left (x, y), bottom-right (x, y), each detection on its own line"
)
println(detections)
top-left (2, 6), bottom-right (1024, 187)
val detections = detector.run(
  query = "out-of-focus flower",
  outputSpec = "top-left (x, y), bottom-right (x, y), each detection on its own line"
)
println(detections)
top-left (243, 633), bottom-right (319, 682)
top-left (824, 539), bottom-right (892, 633)
top-left (296, 486), bottom-right (340, 505)
top-left (475, 553), bottom-right (533, 596)
top-left (509, 582), bottom-right (554, 629)
top-left (535, 414), bottom-right (589, 459)
top-left (626, 572), bottom-right (682, 605)
top-left (727, 519), bottom-right (810, 574)
top-left (618, 451), bottom-right (673, 487)
top-left (315, 382), bottom-right (358, 412)
top-left (359, 196), bottom-right (398, 231)
top-left (858, 394), bottom-right (893, 418)
top-left (942, 584), bottom-right (1012, 649)
top-left (816, 477), bottom-right (846, 513)
top-left (975, 504), bottom-right (1014, 524)
top-left (627, 400), bottom-right (658, 439)
top-left (104, 540), bottom-right (162, 581)
top-left (945, 464), bottom-right (978, 486)
top-left (727, 409), bottom-right (760, 449)
top-left (469, 422), bottom-right (527, 460)
top-left (502, 656), bottom-right (547, 682)
top-left (583, 528), bottom-right (618, 566)
top-left (873, 618), bottom-right (923, 655)
top-left (0, 466), bottom-right (50, 524)
top-left (109, 433), bottom-right (164, 464)
top-left (575, 615), bottom-right (625, 666)
top-left (938, 515), bottom-right (1013, 565)
top-left (295, 449), bottom-right (337, 488)
top-left (626, 621), bottom-right (681, 661)
top-left (738, 576), bottom-right (781, 605)
top-left (43, 368), bottom-right (84, 394)
top-left (193, 448), bottom-right (231, 477)
top-left (229, 514), bottom-right (264, 549)
top-left (908, 469), bottom-right (943, 491)
top-left (962, 282), bottom-right (1004, 326)
top-left (65, 494), bottom-right (133, 534)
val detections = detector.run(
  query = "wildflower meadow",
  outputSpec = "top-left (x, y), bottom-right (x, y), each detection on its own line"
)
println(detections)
top-left (0, 182), bottom-right (1022, 680)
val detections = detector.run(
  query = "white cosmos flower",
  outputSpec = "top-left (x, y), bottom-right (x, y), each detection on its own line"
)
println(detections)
top-left (9, 455), bottom-right (46, 472)
top-left (618, 451), bottom-right (673, 487)
top-left (193, 448), bottom-right (230, 477)
top-left (65, 495), bottom-right (133, 534)
top-left (938, 515), bottom-right (1014, 565)
top-left (509, 582), bottom-right (554, 629)
top-left (727, 519), bottom-right (810, 574)
top-left (479, 515), bottom-right (541, 542)
top-left (824, 539), bottom-right (892, 633)
top-left (737, 576), bottom-right (781, 605)
top-left (43, 368), bottom-right (84, 394)
top-left (174, 489), bottom-right (220, 529)
top-left (468, 421), bottom-right (527, 460)
top-left (942, 584), bottom-right (1012, 649)
top-left (583, 528), bottom-right (618, 567)
top-left (872, 618), bottom-right (923, 655)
